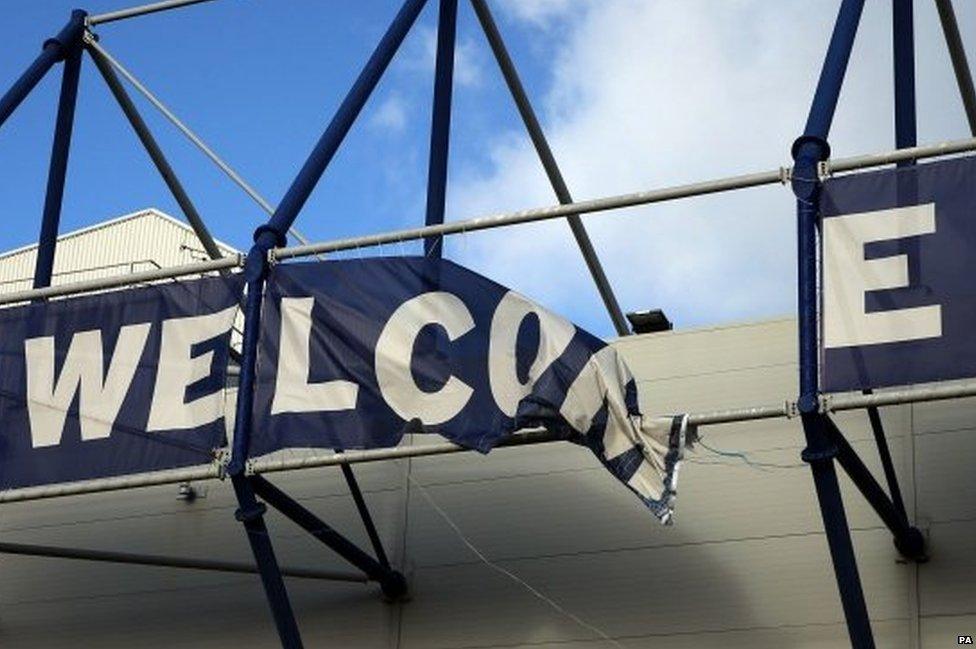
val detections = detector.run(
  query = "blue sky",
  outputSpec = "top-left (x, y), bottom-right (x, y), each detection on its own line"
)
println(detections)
top-left (1, 1), bottom-right (975, 337)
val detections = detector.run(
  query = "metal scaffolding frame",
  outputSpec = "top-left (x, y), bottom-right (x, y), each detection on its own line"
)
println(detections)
top-left (0, 1), bottom-right (974, 647)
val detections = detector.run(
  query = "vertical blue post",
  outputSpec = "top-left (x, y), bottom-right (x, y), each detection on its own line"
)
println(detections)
top-left (33, 15), bottom-right (85, 290)
top-left (857, 0), bottom-right (917, 527)
top-left (793, 1), bottom-right (875, 647)
top-left (225, 4), bottom-right (427, 645)
top-left (231, 474), bottom-right (304, 648)
top-left (0, 11), bottom-right (85, 131)
top-left (424, 0), bottom-right (458, 257)
top-left (228, 0), bottom-right (428, 475)
top-left (893, 0), bottom-right (916, 162)
top-left (227, 252), bottom-right (268, 475)
top-left (263, 0), bottom-right (428, 241)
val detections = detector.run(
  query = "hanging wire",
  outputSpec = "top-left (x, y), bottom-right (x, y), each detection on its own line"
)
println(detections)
top-left (408, 475), bottom-right (627, 649)
top-left (693, 438), bottom-right (807, 472)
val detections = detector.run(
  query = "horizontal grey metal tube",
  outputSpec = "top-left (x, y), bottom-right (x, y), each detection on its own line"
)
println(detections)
top-left (825, 137), bottom-right (976, 173)
top-left (825, 380), bottom-right (976, 411)
top-left (248, 403), bottom-right (794, 476)
top-left (275, 136), bottom-right (976, 260)
top-left (87, 0), bottom-right (219, 26)
top-left (248, 429), bottom-right (560, 476)
top-left (4, 380), bottom-right (976, 504)
top-left (0, 463), bottom-right (220, 503)
top-left (0, 255), bottom-right (242, 306)
top-left (247, 380), bottom-right (976, 474)
top-left (688, 403), bottom-right (792, 426)
top-left (275, 168), bottom-right (782, 259)
top-left (0, 541), bottom-right (367, 583)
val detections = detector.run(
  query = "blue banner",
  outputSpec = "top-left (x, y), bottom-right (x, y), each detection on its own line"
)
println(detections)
top-left (0, 274), bottom-right (243, 490)
top-left (821, 155), bottom-right (976, 392)
top-left (253, 258), bottom-right (690, 522)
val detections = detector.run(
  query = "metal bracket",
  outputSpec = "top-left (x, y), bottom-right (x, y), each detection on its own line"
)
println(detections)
top-left (244, 457), bottom-right (258, 476)
top-left (817, 159), bottom-right (833, 181)
top-left (785, 398), bottom-right (800, 418)
top-left (819, 393), bottom-right (833, 413)
top-left (779, 165), bottom-right (792, 185)
top-left (213, 448), bottom-right (230, 480)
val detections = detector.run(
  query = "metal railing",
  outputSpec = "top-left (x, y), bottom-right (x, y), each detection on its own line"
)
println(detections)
top-left (273, 136), bottom-right (976, 260)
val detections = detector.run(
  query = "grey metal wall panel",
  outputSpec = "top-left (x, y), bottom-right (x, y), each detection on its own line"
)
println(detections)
top-left (0, 209), bottom-right (238, 295)
top-left (918, 520), bottom-right (976, 618)
top-left (913, 428), bottom-right (976, 524)
top-left (404, 437), bottom-right (906, 570)
top-left (0, 312), bottom-right (969, 648)
top-left (613, 318), bottom-right (797, 381)
top-left (912, 391), bottom-right (976, 435)
top-left (436, 619), bottom-right (911, 649)
top-left (0, 574), bottom-right (400, 648)
top-left (398, 528), bottom-right (910, 648)
top-left (920, 614), bottom-right (976, 647)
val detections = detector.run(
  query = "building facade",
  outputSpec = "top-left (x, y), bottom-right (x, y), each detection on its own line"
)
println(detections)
top-left (0, 211), bottom-right (971, 647)
top-left (0, 208), bottom-right (239, 293)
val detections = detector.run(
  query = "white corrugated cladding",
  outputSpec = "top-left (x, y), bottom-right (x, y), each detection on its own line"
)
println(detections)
top-left (0, 207), bottom-right (239, 294)
top-left (0, 322), bottom-right (972, 645)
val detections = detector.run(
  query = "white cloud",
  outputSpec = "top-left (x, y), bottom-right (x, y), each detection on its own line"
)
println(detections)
top-left (405, 26), bottom-right (485, 88)
top-left (496, 0), bottom-right (576, 27)
top-left (370, 93), bottom-right (408, 132)
top-left (445, 0), bottom-right (974, 337)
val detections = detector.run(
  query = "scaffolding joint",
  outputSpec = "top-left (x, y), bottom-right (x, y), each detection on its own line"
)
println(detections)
top-left (790, 135), bottom-right (831, 201)
top-left (235, 500), bottom-right (268, 524)
top-left (243, 244), bottom-right (271, 282)
top-left (818, 393), bottom-right (832, 413)
top-left (894, 526), bottom-right (928, 563)
top-left (244, 457), bottom-right (259, 476)
top-left (213, 449), bottom-right (230, 480)
top-left (801, 442), bottom-right (839, 464)
top-left (43, 10), bottom-right (87, 60)
top-left (380, 570), bottom-right (409, 601)
top-left (796, 393), bottom-right (820, 415)
top-left (778, 165), bottom-right (792, 185)
top-left (817, 160), bottom-right (833, 181)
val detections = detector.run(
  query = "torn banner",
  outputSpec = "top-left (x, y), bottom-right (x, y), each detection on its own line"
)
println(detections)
top-left (252, 258), bottom-right (694, 522)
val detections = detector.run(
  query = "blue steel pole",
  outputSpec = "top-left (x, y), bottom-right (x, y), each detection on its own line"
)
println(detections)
top-left (893, 0), bottom-right (917, 163)
top-left (793, 1), bottom-right (875, 647)
top-left (855, 0), bottom-right (917, 528)
top-left (260, 0), bottom-right (427, 248)
top-left (0, 10), bottom-right (86, 131)
top-left (794, 168), bottom-right (875, 648)
top-left (33, 34), bottom-right (84, 289)
top-left (227, 251), bottom-right (303, 649)
top-left (227, 254), bottom-right (267, 475)
top-left (231, 474), bottom-right (304, 648)
top-left (424, 0), bottom-right (458, 258)
top-left (225, 5), bottom-right (427, 636)
top-left (229, 0), bottom-right (426, 470)
top-left (852, 0), bottom-right (919, 532)
top-left (803, 1), bottom-right (866, 138)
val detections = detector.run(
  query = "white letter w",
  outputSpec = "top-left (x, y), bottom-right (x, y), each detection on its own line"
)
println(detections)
top-left (25, 324), bottom-right (150, 448)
